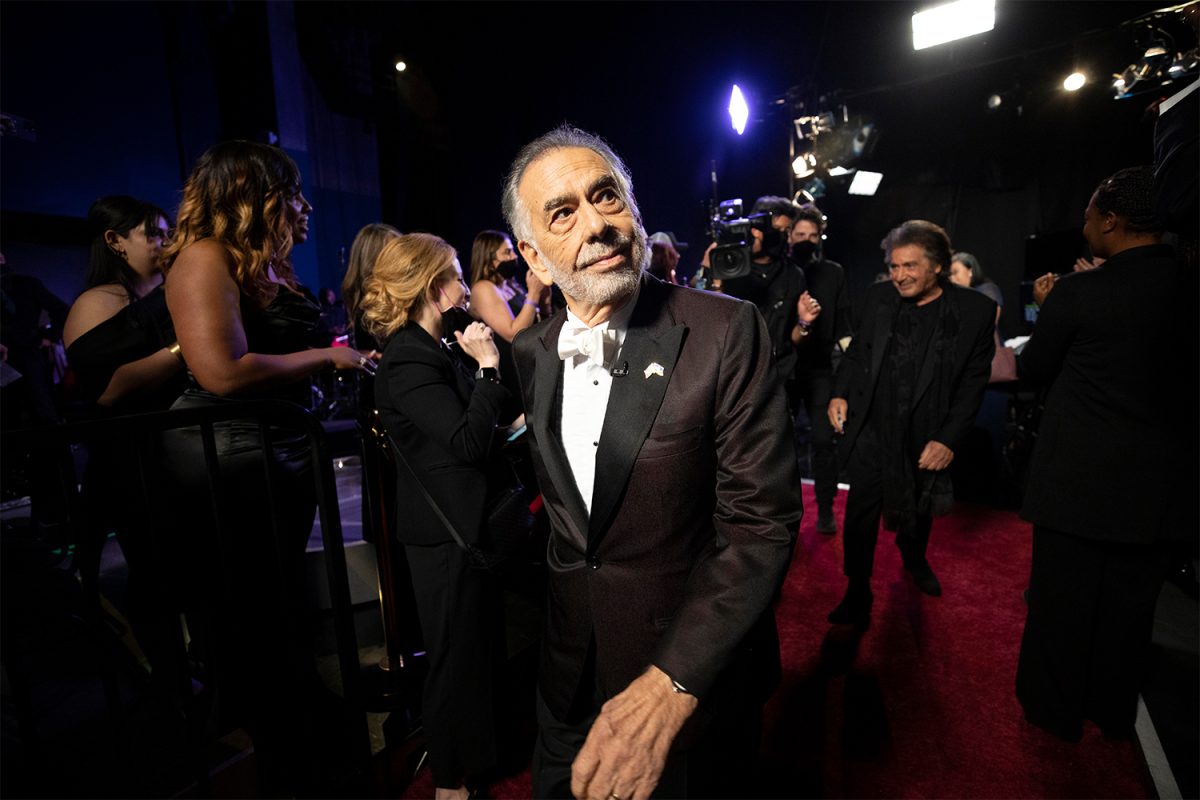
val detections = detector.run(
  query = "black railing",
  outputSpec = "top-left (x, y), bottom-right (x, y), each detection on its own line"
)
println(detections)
top-left (1, 399), bottom-right (370, 792)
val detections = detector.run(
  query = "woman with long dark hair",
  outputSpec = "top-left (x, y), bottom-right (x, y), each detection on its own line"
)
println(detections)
top-left (362, 233), bottom-right (516, 800)
top-left (63, 196), bottom-right (187, 697)
top-left (467, 229), bottom-right (547, 343)
top-left (64, 196), bottom-right (183, 410)
top-left (160, 140), bottom-right (374, 793)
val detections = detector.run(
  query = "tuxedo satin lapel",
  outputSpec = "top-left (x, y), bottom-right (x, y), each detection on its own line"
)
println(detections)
top-left (532, 317), bottom-right (590, 548)
top-left (588, 287), bottom-right (685, 543)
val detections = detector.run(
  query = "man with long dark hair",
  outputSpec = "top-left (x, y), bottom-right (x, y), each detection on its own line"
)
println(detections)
top-left (827, 220), bottom-right (995, 627)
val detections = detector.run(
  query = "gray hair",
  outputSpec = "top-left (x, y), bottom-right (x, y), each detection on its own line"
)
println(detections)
top-left (501, 124), bottom-right (641, 246)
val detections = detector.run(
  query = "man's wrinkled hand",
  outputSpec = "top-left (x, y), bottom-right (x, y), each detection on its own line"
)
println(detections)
top-left (917, 440), bottom-right (954, 471)
top-left (570, 666), bottom-right (698, 800)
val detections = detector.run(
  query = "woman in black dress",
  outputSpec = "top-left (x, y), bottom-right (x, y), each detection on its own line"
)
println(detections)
top-left (63, 195), bottom-right (187, 686)
top-left (160, 140), bottom-right (375, 792)
top-left (361, 233), bottom-right (516, 800)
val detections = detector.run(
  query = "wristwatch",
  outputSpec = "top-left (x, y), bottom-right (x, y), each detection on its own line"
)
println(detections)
top-left (475, 366), bottom-right (501, 383)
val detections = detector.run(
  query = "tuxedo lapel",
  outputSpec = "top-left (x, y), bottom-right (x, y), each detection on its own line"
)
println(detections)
top-left (588, 281), bottom-right (685, 543)
top-left (531, 315), bottom-right (590, 548)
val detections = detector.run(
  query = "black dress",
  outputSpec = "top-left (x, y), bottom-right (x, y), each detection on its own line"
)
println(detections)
top-left (160, 286), bottom-right (333, 789)
top-left (65, 286), bottom-right (185, 686)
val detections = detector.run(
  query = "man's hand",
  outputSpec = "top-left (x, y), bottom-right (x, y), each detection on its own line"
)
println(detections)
top-left (797, 291), bottom-right (822, 325)
top-left (917, 440), bottom-right (954, 471)
top-left (571, 666), bottom-right (698, 800)
top-left (827, 398), bottom-right (848, 434)
top-left (1032, 272), bottom-right (1057, 306)
top-left (1073, 256), bottom-right (1104, 272)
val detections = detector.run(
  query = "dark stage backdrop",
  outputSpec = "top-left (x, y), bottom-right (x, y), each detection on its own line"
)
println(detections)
top-left (1, 0), bottom-right (1171, 328)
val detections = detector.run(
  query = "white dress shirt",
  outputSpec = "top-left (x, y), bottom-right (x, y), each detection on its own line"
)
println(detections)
top-left (557, 284), bottom-right (640, 515)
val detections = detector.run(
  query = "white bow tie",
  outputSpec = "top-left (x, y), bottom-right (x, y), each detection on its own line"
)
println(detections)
top-left (558, 324), bottom-right (617, 366)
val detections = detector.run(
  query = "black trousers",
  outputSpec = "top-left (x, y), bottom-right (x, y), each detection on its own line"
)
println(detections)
top-left (842, 425), bottom-right (933, 580)
top-left (1016, 525), bottom-right (1170, 739)
top-left (793, 369), bottom-right (838, 510)
top-left (405, 541), bottom-right (504, 788)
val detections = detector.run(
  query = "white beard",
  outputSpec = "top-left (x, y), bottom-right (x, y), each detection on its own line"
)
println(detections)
top-left (540, 224), bottom-right (648, 308)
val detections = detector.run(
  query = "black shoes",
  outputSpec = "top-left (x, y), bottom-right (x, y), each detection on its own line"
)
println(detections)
top-left (816, 506), bottom-right (837, 534)
top-left (904, 558), bottom-right (942, 597)
top-left (828, 584), bottom-right (873, 628)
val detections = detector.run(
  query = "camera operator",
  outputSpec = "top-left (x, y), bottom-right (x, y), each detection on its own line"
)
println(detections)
top-left (788, 204), bottom-right (853, 534)
top-left (714, 196), bottom-right (821, 392)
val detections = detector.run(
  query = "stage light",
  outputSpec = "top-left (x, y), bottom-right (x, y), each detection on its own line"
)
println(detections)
top-left (827, 166), bottom-right (853, 177)
top-left (848, 171), bottom-right (884, 196)
top-left (792, 152), bottom-right (816, 179)
top-left (912, 0), bottom-right (995, 51)
top-left (1063, 72), bottom-right (1086, 91)
top-left (987, 93), bottom-right (1003, 109)
top-left (394, 60), bottom-right (407, 73)
top-left (729, 85), bottom-right (749, 135)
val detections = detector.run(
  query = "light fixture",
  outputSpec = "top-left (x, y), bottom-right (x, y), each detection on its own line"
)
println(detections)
top-left (912, 0), bottom-right (996, 51)
top-left (1063, 72), bottom-right (1086, 91)
top-left (729, 85), bottom-right (749, 135)
top-left (848, 171), bottom-right (884, 196)
top-left (791, 152), bottom-right (817, 179)
top-left (394, 60), bottom-right (407, 73)
top-left (986, 93), bottom-right (1004, 109)
top-left (827, 166), bottom-right (854, 177)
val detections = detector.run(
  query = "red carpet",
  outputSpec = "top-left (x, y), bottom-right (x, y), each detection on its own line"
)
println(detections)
top-left (396, 485), bottom-right (1154, 798)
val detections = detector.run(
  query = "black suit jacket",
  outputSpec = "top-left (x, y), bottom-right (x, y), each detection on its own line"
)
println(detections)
top-left (375, 323), bottom-right (512, 546)
top-left (797, 257), bottom-right (853, 373)
top-left (512, 275), bottom-right (802, 722)
top-left (833, 281), bottom-right (996, 463)
top-left (1019, 244), bottom-right (1193, 543)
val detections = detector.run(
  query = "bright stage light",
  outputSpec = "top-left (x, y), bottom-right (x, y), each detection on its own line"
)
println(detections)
top-left (792, 152), bottom-right (816, 178)
top-left (729, 85), bottom-right (749, 135)
top-left (1063, 72), bottom-right (1086, 91)
top-left (912, 0), bottom-right (995, 51)
top-left (848, 171), bottom-right (884, 196)
top-left (394, 61), bottom-right (407, 72)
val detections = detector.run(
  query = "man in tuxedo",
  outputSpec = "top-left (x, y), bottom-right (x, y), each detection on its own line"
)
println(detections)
top-left (504, 125), bottom-right (803, 799)
top-left (826, 220), bottom-right (994, 627)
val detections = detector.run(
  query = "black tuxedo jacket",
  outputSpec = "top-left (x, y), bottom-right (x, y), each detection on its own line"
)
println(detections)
top-left (512, 275), bottom-right (802, 721)
top-left (375, 323), bottom-right (512, 546)
top-left (1019, 244), bottom-right (1193, 543)
top-left (833, 281), bottom-right (996, 463)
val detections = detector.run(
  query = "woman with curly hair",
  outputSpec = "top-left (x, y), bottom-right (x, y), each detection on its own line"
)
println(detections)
top-left (362, 233), bottom-right (516, 800)
top-left (160, 140), bottom-right (374, 793)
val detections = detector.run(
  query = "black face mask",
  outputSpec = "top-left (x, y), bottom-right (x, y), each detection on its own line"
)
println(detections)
top-left (790, 240), bottom-right (819, 264)
top-left (440, 305), bottom-right (473, 342)
top-left (496, 259), bottom-right (519, 280)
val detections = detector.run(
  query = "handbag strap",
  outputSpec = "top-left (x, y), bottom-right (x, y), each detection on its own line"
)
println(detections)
top-left (385, 431), bottom-right (472, 551)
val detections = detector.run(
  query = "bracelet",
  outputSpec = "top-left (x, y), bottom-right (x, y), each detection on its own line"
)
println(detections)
top-left (523, 297), bottom-right (539, 307)
top-left (167, 342), bottom-right (184, 363)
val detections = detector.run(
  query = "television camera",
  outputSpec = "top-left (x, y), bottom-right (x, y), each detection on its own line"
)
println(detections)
top-left (705, 199), bottom-right (774, 281)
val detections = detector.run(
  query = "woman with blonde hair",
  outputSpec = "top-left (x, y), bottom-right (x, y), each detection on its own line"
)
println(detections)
top-left (160, 140), bottom-right (374, 794)
top-left (363, 232), bottom-right (514, 800)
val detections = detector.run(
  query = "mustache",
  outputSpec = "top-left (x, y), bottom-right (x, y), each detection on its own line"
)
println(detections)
top-left (576, 228), bottom-right (635, 269)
